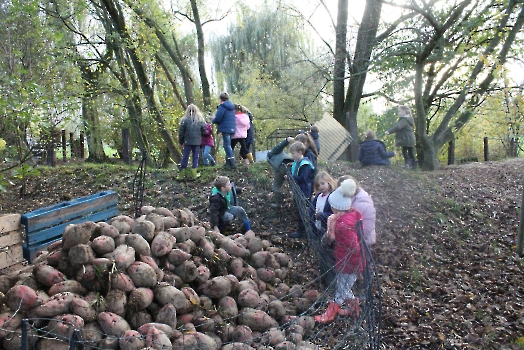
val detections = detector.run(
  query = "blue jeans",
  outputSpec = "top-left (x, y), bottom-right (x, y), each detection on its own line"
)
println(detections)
top-left (222, 206), bottom-right (251, 231)
top-left (222, 133), bottom-right (234, 159)
top-left (202, 145), bottom-right (215, 165)
top-left (180, 145), bottom-right (200, 168)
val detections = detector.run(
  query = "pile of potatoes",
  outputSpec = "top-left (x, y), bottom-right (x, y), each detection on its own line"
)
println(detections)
top-left (0, 206), bottom-right (321, 350)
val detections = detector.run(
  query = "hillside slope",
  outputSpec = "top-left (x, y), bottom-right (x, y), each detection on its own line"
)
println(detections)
top-left (1, 158), bottom-right (523, 349)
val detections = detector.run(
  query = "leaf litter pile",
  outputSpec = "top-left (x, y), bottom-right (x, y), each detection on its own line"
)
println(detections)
top-left (1, 158), bottom-right (524, 349)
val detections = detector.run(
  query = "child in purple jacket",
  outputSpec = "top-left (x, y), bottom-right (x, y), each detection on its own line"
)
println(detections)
top-left (201, 118), bottom-right (216, 166)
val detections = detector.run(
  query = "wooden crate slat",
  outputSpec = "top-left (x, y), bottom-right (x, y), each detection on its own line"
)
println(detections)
top-left (0, 214), bottom-right (21, 234)
top-left (0, 243), bottom-right (24, 270)
top-left (26, 206), bottom-right (119, 245)
top-left (0, 229), bottom-right (24, 248)
top-left (21, 191), bottom-right (118, 233)
top-left (24, 239), bottom-right (60, 262)
top-left (0, 261), bottom-right (30, 276)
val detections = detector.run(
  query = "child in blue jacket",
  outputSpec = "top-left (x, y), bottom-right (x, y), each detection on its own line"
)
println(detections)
top-left (288, 141), bottom-right (315, 238)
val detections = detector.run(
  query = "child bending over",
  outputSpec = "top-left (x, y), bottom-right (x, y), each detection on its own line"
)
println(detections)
top-left (315, 178), bottom-right (364, 323)
top-left (209, 176), bottom-right (253, 234)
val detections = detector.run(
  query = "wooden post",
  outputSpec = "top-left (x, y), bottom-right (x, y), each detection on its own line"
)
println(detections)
top-left (448, 139), bottom-right (455, 165)
top-left (69, 132), bottom-right (74, 158)
top-left (61, 129), bottom-right (66, 161)
top-left (80, 131), bottom-right (85, 158)
top-left (483, 137), bottom-right (489, 161)
top-left (122, 128), bottom-right (131, 165)
top-left (517, 175), bottom-right (524, 256)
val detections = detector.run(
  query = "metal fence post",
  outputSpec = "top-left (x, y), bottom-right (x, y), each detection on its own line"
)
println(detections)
top-left (21, 319), bottom-right (28, 350)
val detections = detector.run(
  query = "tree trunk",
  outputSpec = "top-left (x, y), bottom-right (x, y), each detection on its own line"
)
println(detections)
top-left (190, 0), bottom-right (212, 112)
top-left (343, 0), bottom-right (383, 161)
top-left (102, 0), bottom-right (181, 164)
top-left (333, 0), bottom-right (348, 126)
top-left (83, 94), bottom-right (109, 163)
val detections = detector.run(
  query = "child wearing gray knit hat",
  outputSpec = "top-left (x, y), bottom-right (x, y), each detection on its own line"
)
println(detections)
top-left (315, 178), bottom-right (363, 324)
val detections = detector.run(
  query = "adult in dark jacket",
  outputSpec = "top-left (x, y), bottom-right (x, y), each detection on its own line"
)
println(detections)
top-left (359, 130), bottom-right (396, 166)
top-left (178, 104), bottom-right (206, 178)
top-left (245, 110), bottom-right (255, 162)
top-left (385, 105), bottom-right (416, 168)
top-left (267, 137), bottom-right (294, 208)
top-left (212, 92), bottom-right (237, 168)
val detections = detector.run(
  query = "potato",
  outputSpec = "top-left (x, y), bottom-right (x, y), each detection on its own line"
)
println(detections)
top-left (105, 289), bottom-right (127, 316)
top-left (274, 341), bottom-right (297, 350)
top-left (36, 338), bottom-right (70, 350)
top-left (96, 221), bottom-right (120, 238)
top-left (108, 245), bottom-right (135, 271)
top-left (189, 226), bottom-right (205, 243)
top-left (256, 268), bottom-right (276, 284)
top-left (238, 309), bottom-right (278, 332)
top-left (232, 325), bottom-right (252, 343)
top-left (33, 263), bottom-right (65, 287)
top-left (0, 312), bottom-right (22, 337)
top-left (114, 233), bottom-right (128, 247)
top-left (109, 215), bottom-right (135, 234)
top-left (126, 309), bottom-right (152, 329)
top-left (167, 248), bottom-right (192, 265)
top-left (110, 271), bottom-right (136, 292)
top-left (162, 272), bottom-right (183, 288)
top-left (198, 276), bottom-right (232, 299)
top-left (119, 329), bottom-right (145, 350)
top-left (219, 236), bottom-right (249, 258)
top-left (33, 292), bottom-right (79, 318)
top-left (140, 255), bottom-right (164, 282)
top-left (97, 312), bottom-right (131, 337)
top-left (274, 253), bottom-right (292, 267)
top-left (238, 279), bottom-right (259, 294)
top-left (141, 205), bottom-right (155, 215)
top-left (221, 343), bottom-right (255, 350)
top-left (154, 283), bottom-right (187, 309)
top-left (217, 296), bottom-right (238, 321)
top-left (261, 327), bottom-right (285, 346)
top-left (126, 233), bottom-right (151, 256)
top-left (47, 249), bottom-right (64, 267)
top-left (269, 300), bottom-right (286, 320)
top-left (47, 239), bottom-right (63, 252)
top-left (145, 213), bottom-right (164, 232)
top-left (155, 303), bottom-right (177, 329)
top-left (167, 226), bottom-right (190, 242)
top-left (174, 260), bottom-right (197, 283)
top-left (162, 216), bottom-right (179, 230)
top-left (80, 322), bottom-right (104, 349)
top-left (0, 275), bottom-right (17, 295)
top-left (128, 287), bottom-right (154, 310)
top-left (153, 206), bottom-right (175, 217)
top-left (272, 283), bottom-right (290, 299)
top-left (132, 220), bottom-right (156, 242)
top-left (215, 248), bottom-right (232, 263)
top-left (62, 221), bottom-right (96, 250)
top-left (48, 280), bottom-right (87, 296)
top-left (193, 331), bottom-right (220, 350)
top-left (68, 244), bottom-right (96, 267)
top-left (238, 289), bottom-right (262, 309)
top-left (98, 335), bottom-right (119, 349)
top-left (195, 265), bottom-right (211, 284)
top-left (228, 258), bottom-right (244, 279)
top-left (71, 297), bottom-right (97, 322)
top-left (265, 254), bottom-right (280, 269)
top-left (137, 323), bottom-right (173, 338)
top-left (182, 287), bottom-right (200, 306)
top-left (250, 251), bottom-right (269, 269)
top-left (5, 285), bottom-right (41, 311)
top-left (92, 235), bottom-right (116, 256)
top-left (150, 232), bottom-right (175, 257)
top-left (295, 316), bottom-right (315, 334)
top-left (144, 325), bottom-right (172, 349)
top-left (127, 262), bottom-right (157, 288)
top-left (46, 314), bottom-right (84, 338)
top-left (246, 237), bottom-right (264, 254)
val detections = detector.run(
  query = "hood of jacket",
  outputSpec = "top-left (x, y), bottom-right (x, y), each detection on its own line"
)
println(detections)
top-left (221, 100), bottom-right (235, 111)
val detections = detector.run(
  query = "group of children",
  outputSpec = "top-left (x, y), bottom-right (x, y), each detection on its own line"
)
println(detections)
top-left (206, 129), bottom-right (376, 324)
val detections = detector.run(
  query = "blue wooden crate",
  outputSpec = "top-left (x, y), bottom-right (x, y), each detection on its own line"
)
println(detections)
top-left (21, 191), bottom-right (119, 262)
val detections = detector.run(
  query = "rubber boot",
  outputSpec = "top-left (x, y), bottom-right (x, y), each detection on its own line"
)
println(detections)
top-left (314, 301), bottom-right (340, 323)
top-left (411, 160), bottom-right (418, 170)
top-left (176, 168), bottom-right (188, 180)
top-left (243, 158), bottom-right (251, 166)
top-left (222, 158), bottom-right (231, 168)
top-left (189, 168), bottom-right (200, 180)
top-left (270, 192), bottom-right (283, 208)
top-left (404, 160), bottom-right (412, 168)
top-left (246, 153), bottom-right (254, 163)
top-left (338, 298), bottom-right (360, 317)
top-left (228, 157), bottom-right (237, 169)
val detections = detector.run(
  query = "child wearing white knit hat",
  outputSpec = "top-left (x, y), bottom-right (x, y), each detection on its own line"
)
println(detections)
top-left (315, 178), bottom-right (364, 323)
